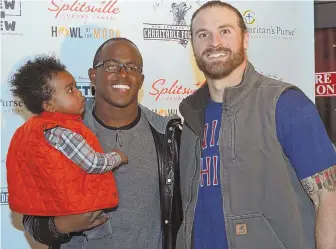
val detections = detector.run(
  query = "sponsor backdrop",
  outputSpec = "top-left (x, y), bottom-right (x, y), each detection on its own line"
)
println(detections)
top-left (1, 0), bottom-right (314, 248)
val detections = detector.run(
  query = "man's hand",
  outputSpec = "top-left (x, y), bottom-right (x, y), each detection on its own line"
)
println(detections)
top-left (54, 210), bottom-right (109, 234)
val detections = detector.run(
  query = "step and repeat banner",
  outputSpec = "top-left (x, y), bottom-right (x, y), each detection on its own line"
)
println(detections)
top-left (1, 1), bottom-right (314, 248)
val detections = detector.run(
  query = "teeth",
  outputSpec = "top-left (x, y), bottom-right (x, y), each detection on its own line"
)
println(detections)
top-left (207, 53), bottom-right (226, 58)
top-left (113, 85), bottom-right (130, 89)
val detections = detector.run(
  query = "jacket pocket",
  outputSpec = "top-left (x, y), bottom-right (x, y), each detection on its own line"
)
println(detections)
top-left (229, 213), bottom-right (286, 249)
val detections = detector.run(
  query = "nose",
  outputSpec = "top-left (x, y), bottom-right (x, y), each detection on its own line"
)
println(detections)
top-left (76, 88), bottom-right (83, 97)
top-left (117, 65), bottom-right (127, 78)
top-left (209, 33), bottom-right (222, 47)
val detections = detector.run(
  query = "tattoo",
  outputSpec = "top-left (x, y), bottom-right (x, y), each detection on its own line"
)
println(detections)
top-left (301, 165), bottom-right (336, 196)
top-left (301, 180), bottom-right (318, 196)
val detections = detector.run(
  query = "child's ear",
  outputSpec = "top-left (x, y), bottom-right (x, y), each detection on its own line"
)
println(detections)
top-left (42, 100), bottom-right (56, 112)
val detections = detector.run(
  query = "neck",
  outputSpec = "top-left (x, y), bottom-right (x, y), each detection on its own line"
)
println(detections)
top-left (94, 97), bottom-right (139, 128)
top-left (207, 60), bottom-right (247, 102)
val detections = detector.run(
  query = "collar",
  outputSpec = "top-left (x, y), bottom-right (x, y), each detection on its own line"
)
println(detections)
top-left (180, 61), bottom-right (260, 110)
top-left (84, 100), bottom-right (180, 135)
top-left (92, 107), bottom-right (141, 130)
top-left (40, 111), bottom-right (82, 121)
top-left (179, 61), bottom-right (261, 137)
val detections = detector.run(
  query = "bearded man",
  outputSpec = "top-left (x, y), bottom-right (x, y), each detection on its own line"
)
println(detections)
top-left (175, 1), bottom-right (336, 249)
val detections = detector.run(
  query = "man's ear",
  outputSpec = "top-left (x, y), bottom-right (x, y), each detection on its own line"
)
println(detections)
top-left (139, 74), bottom-right (144, 89)
top-left (88, 68), bottom-right (96, 87)
top-left (243, 30), bottom-right (249, 51)
top-left (42, 100), bottom-right (56, 113)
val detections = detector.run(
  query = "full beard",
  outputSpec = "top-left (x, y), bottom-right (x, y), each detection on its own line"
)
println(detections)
top-left (194, 45), bottom-right (245, 80)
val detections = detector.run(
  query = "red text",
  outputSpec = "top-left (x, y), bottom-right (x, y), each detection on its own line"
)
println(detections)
top-left (149, 79), bottom-right (197, 101)
top-left (48, 0), bottom-right (120, 18)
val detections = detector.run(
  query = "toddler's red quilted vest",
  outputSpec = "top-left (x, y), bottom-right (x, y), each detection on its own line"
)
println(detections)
top-left (6, 111), bottom-right (119, 216)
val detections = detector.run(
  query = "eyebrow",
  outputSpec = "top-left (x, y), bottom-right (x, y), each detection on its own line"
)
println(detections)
top-left (103, 58), bottom-right (143, 67)
top-left (194, 24), bottom-right (235, 35)
top-left (217, 24), bottom-right (235, 30)
top-left (64, 81), bottom-right (76, 90)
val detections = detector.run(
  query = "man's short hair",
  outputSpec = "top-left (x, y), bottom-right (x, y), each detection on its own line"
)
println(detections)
top-left (92, 37), bottom-right (139, 67)
top-left (190, 1), bottom-right (247, 36)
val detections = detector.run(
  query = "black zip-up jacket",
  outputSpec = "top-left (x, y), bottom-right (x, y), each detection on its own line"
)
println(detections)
top-left (22, 105), bottom-right (183, 249)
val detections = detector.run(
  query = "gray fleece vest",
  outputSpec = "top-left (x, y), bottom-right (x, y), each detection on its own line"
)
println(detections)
top-left (176, 62), bottom-right (316, 249)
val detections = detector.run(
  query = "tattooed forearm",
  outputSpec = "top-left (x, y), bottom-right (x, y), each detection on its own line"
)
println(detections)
top-left (301, 165), bottom-right (336, 202)
top-left (301, 165), bottom-right (336, 192)
top-left (301, 166), bottom-right (336, 248)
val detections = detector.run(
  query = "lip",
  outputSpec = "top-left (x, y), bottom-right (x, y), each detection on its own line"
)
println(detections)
top-left (81, 99), bottom-right (86, 107)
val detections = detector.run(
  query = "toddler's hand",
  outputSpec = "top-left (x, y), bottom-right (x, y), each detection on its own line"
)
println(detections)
top-left (112, 149), bottom-right (128, 165)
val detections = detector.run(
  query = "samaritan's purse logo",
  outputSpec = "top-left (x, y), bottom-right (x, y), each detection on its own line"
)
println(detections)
top-left (242, 9), bottom-right (296, 40)
top-left (0, 98), bottom-right (25, 112)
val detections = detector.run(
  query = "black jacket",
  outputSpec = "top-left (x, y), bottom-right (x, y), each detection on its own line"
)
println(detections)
top-left (22, 118), bottom-right (183, 249)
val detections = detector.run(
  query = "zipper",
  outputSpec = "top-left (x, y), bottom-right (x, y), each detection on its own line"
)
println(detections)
top-left (162, 119), bottom-right (179, 249)
top-left (183, 120), bottom-right (201, 249)
top-left (222, 88), bottom-right (236, 160)
top-left (221, 89), bottom-right (232, 249)
top-left (230, 114), bottom-right (236, 159)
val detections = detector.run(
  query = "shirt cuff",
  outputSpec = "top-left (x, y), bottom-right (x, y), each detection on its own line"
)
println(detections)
top-left (111, 152), bottom-right (122, 168)
top-left (48, 217), bottom-right (71, 240)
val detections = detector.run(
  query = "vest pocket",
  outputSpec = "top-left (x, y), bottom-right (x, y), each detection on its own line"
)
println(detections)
top-left (229, 213), bottom-right (286, 249)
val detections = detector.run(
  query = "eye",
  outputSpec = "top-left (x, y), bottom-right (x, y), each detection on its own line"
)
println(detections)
top-left (68, 87), bottom-right (74, 93)
top-left (220, 29), bottom-right (230, 35)
top-left (198, 32), bottom-right (208, 39)
top-left (128, 65), bottom-right (138, 71)
top-left (107, 64), bottom-right (118, 70)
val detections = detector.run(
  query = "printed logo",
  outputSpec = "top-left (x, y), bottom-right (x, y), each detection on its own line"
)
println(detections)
top-left (315, 72), bottom-right (336, 97)
top-left (0, 0), bottom-right (22, 35)
top-left (1, 187), bottom-right (8, 205)
top-left (149, 78), bottom-right (203, 101)
top-left (243, 10), bottom-right (255, 25)
top-left (243, 10), bottom-right (296, 40)
top-left (51, 25), bottom-right (121, 40)
top-left (76, 80), bottom-right (95, 99)
top-left (0, 98), bottom-right (25, 113)
top-left (236, 224), bottom-right (248, 236)
top-left (152, 108), bottom-right (179, 117)
top-left (48, 0), bottom-right (120, 20)
top-left (143, 1), bottom-right (199, 47)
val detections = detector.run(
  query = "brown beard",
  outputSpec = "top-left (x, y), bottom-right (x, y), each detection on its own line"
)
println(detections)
top-left (194, 41), bottom-right (245, 80)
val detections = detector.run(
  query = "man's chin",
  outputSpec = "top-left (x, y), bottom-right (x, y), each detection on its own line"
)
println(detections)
top-left (203, 65), bottom-right (234, 79)
top-left (109, 98), bottom-right (138, 109)
top-left (204, 71), bottom-right (232, 80)
top-left (111, 102), bottom-right (131, 108)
